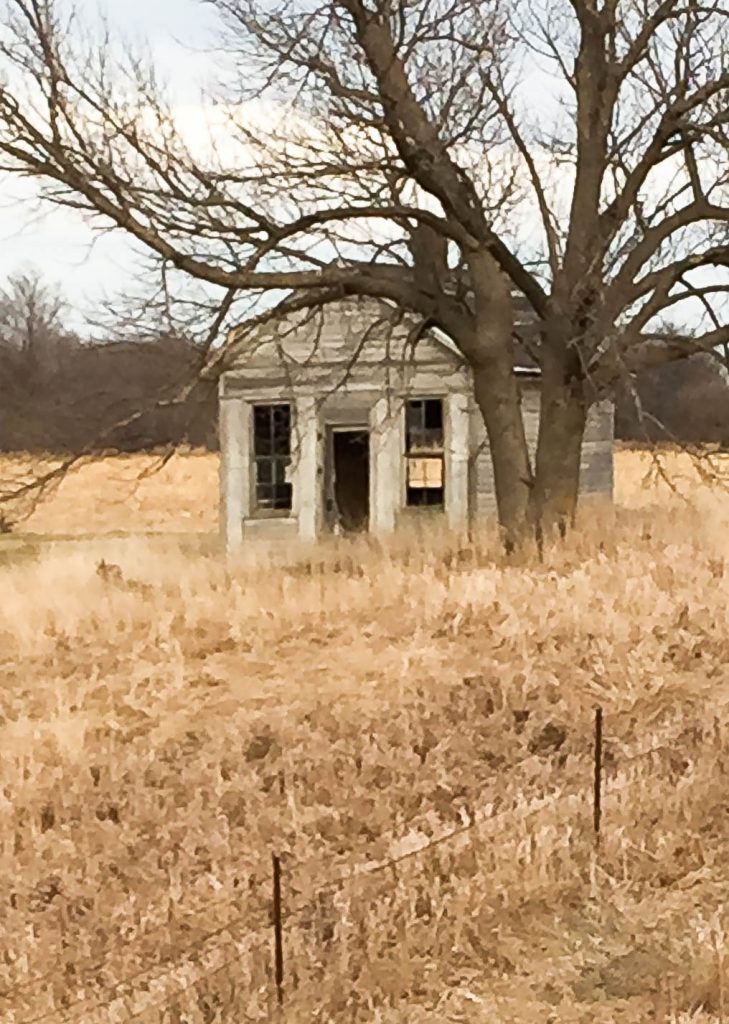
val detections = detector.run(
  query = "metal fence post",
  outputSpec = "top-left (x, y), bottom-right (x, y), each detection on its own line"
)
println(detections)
top-left (593, 706), bottom-right (603, 841)
top-left (272, 853), bottom-right (284, 1007)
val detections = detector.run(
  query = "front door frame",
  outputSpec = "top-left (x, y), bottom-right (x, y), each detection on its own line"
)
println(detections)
top-left (324, 423), bottom-right (370, 533)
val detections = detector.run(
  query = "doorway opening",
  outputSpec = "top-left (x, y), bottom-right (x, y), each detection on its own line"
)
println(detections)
top-left (329, 429), bottom-right (370, 532)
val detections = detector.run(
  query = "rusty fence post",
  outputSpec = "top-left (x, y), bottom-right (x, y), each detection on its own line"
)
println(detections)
top-left (272, 853), bottom-right (284, 1007)
top-left (593, 706), bottom-right (603, 842)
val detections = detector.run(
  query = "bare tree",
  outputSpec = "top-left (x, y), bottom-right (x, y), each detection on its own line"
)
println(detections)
top-left (0, 0), bottom-right (727, 545)
top-left (0, 268), bottom-right (71, 381)
top-left (0, 263), bottom-right (218, 463)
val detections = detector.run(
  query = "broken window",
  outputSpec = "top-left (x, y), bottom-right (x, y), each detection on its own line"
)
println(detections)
top-left (253, 404), bottom-right (293, 512)
top-left (405, 398), bottom-right (445, 507)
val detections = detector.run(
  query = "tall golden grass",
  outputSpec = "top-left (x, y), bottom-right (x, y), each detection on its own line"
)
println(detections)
top-left (2, 447), bottom-right (729, 1023)
top-left (0, 450), bottom-right (219, 536)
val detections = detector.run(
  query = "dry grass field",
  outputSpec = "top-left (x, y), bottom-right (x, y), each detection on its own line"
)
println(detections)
top-left (2, 447), bottom-right (729, 1023)
top-left (0, 450), bottom-right (219, 538)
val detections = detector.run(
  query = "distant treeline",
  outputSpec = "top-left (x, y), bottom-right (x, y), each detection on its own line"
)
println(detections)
top-left (0, 271), bottom-right (218, 453)
top-left (615, 355), bottom-right (729, 447)
top-left (0, 271), bottom-right (727, 453)
top-left (3, 340), bottom-right (727, 454)
top-left (0, 334), bottom-right (218, 453)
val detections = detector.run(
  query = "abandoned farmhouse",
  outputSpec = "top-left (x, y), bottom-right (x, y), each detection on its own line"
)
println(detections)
top-left (219, 297), bottom-right (614, 552)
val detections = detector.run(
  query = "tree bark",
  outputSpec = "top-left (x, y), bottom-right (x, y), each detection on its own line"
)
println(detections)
top-left (531, 354), bottom-right (587, 539)
top-left (465, 251), bottom-right (534, 551)
top-left (472, 362), bottom-right (534, 550)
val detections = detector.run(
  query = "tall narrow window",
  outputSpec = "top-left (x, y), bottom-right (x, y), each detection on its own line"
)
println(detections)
top-left (405, 398), bottom-right (445, 507)
top-left (253, 404), bottom-right (293, 512)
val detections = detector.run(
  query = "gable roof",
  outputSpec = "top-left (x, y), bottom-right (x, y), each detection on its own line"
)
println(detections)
top-left (226, 293), bottom-right (541, 376)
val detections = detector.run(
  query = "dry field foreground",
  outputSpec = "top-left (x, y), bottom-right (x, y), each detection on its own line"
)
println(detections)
top-left (2, 449), bottom-right (729, 1022)
top-left (0, 445), bottom-right (726, 537)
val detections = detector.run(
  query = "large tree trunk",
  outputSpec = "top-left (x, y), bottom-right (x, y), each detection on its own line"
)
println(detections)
top-left (466, 251), bottom-right (534, 551)
top-left (531, 353), bottom-right (587, 539)
top-left (472, 361), bottom-right (534, 551)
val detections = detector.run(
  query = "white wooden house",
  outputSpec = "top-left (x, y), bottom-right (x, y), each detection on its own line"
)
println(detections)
top-left (219, 297), bottom-right (613, 552)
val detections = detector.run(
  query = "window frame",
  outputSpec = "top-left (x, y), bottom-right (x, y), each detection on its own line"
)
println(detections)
top-left (250, 402), bottom-right (294, 517)
top-left (403, 396), bottom-right (446, 509)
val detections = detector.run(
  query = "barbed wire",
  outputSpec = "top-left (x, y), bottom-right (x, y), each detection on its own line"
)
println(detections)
top-left (13, 890), bottom-right (269, 1024)
top-left (288, 725), bottom-right (698, 897)
top-left (135, 731), bottom-right (715, 1022)
top-left (287, 734), bottom-right (680, 904)
top-left (120, 945), bottom-right (253, 1024)
top-left (8, 717), bottom-right (715, 1024)
top-left (283, 701), bottom-right (691, 883)
top-left (61, 930), bottom-right (266, 1024)
top-left (0, 876), bottom-right (266, 1004)
top-left (13, 740), bottom-right (697, 1018)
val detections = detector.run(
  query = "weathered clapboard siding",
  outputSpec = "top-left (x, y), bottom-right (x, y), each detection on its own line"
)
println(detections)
top-left (221, 300), bottom-right (469, 404)
top-left (471, 384), bottom-right (541, 517)
top-left (580, 443), bottom-right (614, 494)
top-left (584, 400), bottom-right (615, 443)
top-left (231, 296), bottom-right (465, 372)
top-left (471, 394), bottom-right (615, 517)
top-left (580, 403), bottom-right (615, 494)
top-left (222, 361), bottom-right (470, 398)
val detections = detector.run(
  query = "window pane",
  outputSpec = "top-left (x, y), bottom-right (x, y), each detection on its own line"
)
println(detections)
top-left (406, 400), bottom-right (422, 450)
top-left (256, 483), bottom-right (273, 506)
top-left (272, 482), bottom-right (293, 511)
top-left (407, 485), bottom-right (444, 508)
top-left (424, 399), bottom-right (443, 431)
top-left (408, 457), bottom-right (443, 489)
top-left (272, 405), bottom-right (291, 455)
top-left (406, 399), bottom-right (443, 453)
top-left (253, 404), bottom-right (291, 457)
top-left (406, 400), bottom-right (424, 430)
top-left (254, 454), bottom-right (292, 513)
top-left (421, 430), bottom-right (443, 451)
top-left (252, 406), bottom-right (293, 514)
top-left (256, 459), bottom-right (272, 485)
top-left (253, 407), bottom-right (272, 455)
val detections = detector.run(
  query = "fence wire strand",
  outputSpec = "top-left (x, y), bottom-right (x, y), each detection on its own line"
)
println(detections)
top-left (1, 877), bottom-right (266, 1004)
top-left (8, 718), bottom-right (715, 1024)
top-left (13, 892), bottom-right (269, 1024)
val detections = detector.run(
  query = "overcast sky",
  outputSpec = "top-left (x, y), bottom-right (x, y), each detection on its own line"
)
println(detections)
top-left (1, 1), bottom-right (565, 331)
top-left (0, 1), bottom-right (583, 335)
top-left (0, 0), bottom-right (219, 327)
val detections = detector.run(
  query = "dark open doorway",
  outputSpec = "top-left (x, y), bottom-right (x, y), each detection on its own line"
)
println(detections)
top-left (330, 429), bottom-right (370, 532)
